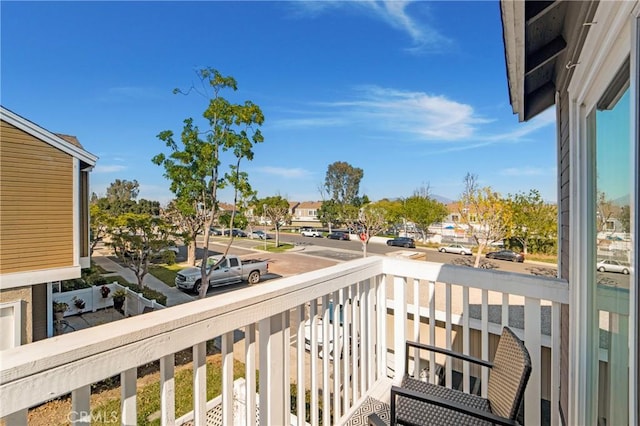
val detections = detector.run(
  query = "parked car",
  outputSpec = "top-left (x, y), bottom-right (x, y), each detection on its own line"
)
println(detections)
top-left (327, 231), bottom-right (350, 241)
top-left (386, 237), bottom-right (416, 248)
top-left (485, 249), bottom-right (525, 262)
top-left (304, 301), bottom-right (358, 360)
top-left (209, 227), bottom-right (222, 236)
top-left (223, 228), bottom-right (247, 237)
top-left (301, 229), bottom-right (323, 237)
top-left (439, 244), bottom-right (472, 255)
top-left (175, 254), bottom-right (268, 293)
top-left (596, 259), bottom-right (632, 274)
top-left (248, 230), bottom-right (272, 240)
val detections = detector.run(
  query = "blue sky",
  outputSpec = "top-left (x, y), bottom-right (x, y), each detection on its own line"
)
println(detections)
top-left (1, 1), bottom-right (557, 205)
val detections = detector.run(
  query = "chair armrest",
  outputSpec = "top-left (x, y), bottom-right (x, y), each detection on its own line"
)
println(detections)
top-left (367, 413), bottom-right (387, 426)
top-left (391, 385), bottom-right (519, 426)
top-left (405, 340), bottom-right (493, 369)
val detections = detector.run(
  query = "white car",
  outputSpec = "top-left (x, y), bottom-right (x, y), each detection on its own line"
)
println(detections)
top-left (596, 259), bottom-right (632, 275)
top-left (439, 244), bottom-right (473, 255)
top-left (301, 229), bottom-right (322, 238)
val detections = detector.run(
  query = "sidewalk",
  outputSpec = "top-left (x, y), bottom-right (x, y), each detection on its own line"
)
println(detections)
top-left (92, 253), bottom-right (194, 307)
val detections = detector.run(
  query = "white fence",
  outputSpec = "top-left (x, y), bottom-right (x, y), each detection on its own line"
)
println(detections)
top-left (52, 282), bottom-right (164, 317)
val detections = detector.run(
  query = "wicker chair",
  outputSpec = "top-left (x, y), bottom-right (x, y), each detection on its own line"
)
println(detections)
top-left (370, 327), bottom-right (531, 426)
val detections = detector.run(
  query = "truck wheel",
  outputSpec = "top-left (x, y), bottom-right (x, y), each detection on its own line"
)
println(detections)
top-left (193, 280), bottom-right (202, 295)
top-left (247, 271), bottom-right (260, 285)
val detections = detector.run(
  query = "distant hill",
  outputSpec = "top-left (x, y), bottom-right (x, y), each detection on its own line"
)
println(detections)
top-left (433, 194), bottom-right (454, 204)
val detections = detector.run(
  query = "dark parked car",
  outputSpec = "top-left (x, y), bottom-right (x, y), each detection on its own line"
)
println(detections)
top-left (327, 231), bottom-right (350, 241)
top-left (223, 228), bottom-right (247, 237)
top-left (386, 237), bottom-right (416, 248)
top-left (485, 249), bottom-right (524, 262)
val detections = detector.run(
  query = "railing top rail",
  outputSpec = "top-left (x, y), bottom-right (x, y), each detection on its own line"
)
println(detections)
top-left (382, 258), bottom-right (569, 304)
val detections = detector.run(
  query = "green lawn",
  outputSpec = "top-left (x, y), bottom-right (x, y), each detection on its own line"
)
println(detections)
top-left (255, 242), bottom-right (294, 253)
top-left (91, 355), bottom-right (246, 426)
top-left (148, 263), bottom-right (185, 287)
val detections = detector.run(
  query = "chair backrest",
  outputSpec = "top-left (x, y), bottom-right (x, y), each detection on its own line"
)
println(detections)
top-left (487, 327), bottom-right (532, 419)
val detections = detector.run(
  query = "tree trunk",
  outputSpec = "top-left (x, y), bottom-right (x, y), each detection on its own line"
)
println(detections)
top-left (473, 243), bottom-right (486, 268)
top-left (362, 241), bottom-right (368, 258)
top-left (188, 239), bottom-right (197, 266)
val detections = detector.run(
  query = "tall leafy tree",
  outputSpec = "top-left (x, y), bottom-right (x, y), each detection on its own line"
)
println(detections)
top-left (507, 189), bottom-right (557, 254)
top-left (323, 161), bottom-right (364, 226)
top-left (458, 173), bottom-right (513, 268)
top-left (404, 193), bottom-right (448, 242)
top-left (317, 199), bottom-right (341, 232)
top-left (255, 195), bottom-right (290, 247)
top-left (324, 161), bottom-right (363, 204)
top-left (153, 68), bottom-right (264, 298)
top-left (108, 213), bottom-right (173, 287)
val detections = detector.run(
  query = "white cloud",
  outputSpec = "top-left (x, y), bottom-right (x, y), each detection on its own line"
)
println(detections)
top-left (271, 117), bottom-right (347, 129)
top-left (257, 167), bottom-right (312, 179)
top-left (305, 85), bottom-right (487, 141)
top-left (290, 1), bottom-right (450, 52)
top-left (93, 164), bottom-right (126, 173)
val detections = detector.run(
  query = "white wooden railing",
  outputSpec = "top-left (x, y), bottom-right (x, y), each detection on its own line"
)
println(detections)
top-left (0, 257), bottom-right (568, 425)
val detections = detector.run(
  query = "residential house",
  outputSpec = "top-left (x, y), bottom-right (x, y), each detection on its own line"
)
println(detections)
top-left (1, 2), bottom-right (638, 425)
top-left (290, 201), bottom-right (323, 228)
top-left (0, 106), bottom-right (97, 350)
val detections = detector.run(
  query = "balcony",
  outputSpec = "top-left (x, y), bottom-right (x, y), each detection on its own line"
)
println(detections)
top-left (1, 256), bottom-right (568, 425)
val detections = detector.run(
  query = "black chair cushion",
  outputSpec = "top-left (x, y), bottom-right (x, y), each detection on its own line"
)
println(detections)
top-left (396, 377), bottom-right (493, 426)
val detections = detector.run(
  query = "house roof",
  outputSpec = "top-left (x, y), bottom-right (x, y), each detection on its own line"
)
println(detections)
top-left (500, 1), bottom-right (597, 121)
top-left (1, 106), bottom-right (98, 165)
top-left (297, 201), bottom-right (323, 209)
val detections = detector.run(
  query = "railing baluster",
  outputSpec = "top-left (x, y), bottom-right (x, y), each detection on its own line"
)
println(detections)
top-left (359, 280), bottom-right (367, 393)
top-left (351, 282), bottom-right (360, 401)
top-left (71, 385), bottom-right (90, 426)
top-left (1, 410), bottom-right (27, 426)
top-left (428, 280), bottom-right (436, 385)
top-left (524, 297), bottom-right (542, 426)
top-left (413, 278), bottom-right (420, 380)
top-left (394, 275), bottom-right (407, 382)
top-left (445, 283), bottom-right (452, 388)
top-left (332, 289), bottom-right (341, 421)
top-left (462, 286), bottom-right (470, 393)
top-left (481, 289), bottom-right (489, 398)
top-left (322, 294), bottom-right (331, 426)
top-left (377, 274), bottom-right (387, 378)
top-left (551, 302), bottom-right (561, 426)
top-left (121, 367), bottom-right (137, 426)
top-left (160, 354), bottom-right (175, 426)
top-left (502, 293), bottom-right (509, 328)
top-left (284, 310), bottom-right (291, 424)
top-left (343, 287), bottom-right (351, 412)
top-left (296, 306), bottom-right (306, 426)
top-left (310, 299), bottom-right (319, 426)
top-left (222, 331), bottom-right (234, 425)
top-left (193, 342), bottom-right (206, 426)
top-left (367, 277), bottom-right (376, 386)
top-left (245, 324), bottom-right (257, 426)
top-left (258, 314), bottom-right (286, 425)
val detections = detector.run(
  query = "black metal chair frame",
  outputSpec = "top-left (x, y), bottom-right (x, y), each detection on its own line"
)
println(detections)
top-left (370, 327), bottom-right (531, 426)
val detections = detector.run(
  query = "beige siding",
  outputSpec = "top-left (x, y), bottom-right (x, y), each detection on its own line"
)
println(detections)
top-left (0, 121), bottom-right (74, 273)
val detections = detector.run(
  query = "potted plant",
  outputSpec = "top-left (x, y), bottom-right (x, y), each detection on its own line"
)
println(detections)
top-left (73, 297), bottom-right (86, 311)
top-left (100, 285), bottom-right (111, 298)
top-left (53, 301), bottom-right (68, 321)
top-left (112, 289), bottom-right (127, 313)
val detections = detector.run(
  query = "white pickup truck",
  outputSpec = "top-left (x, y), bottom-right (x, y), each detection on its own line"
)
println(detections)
top-left (175, 254), bottom-right (268, 294)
